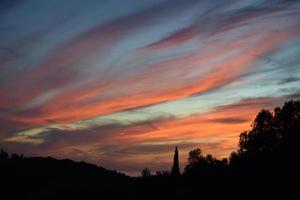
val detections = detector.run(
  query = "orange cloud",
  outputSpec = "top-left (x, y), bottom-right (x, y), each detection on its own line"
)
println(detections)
top-left (0, 97), bottom-right (284, 175)
top-left (8, 26), bottom-right (300, 129)
top-left (106, 98), bottom-right (277, 157)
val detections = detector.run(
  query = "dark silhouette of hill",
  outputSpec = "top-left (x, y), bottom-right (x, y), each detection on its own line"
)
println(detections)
top-left (0, 153), bottom-right (133, 199)
top-left (1, 100), bottom-right (299, 199)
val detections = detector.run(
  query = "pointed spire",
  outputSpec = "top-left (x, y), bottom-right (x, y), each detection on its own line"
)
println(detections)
top-left (171, 146), bottom-right (180, 176)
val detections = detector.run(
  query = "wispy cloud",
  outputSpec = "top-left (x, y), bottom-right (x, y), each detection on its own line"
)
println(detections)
top-left (1, 0), bottom-right (300, 174)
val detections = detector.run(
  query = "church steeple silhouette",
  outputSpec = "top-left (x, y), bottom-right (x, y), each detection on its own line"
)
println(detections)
top-left (171, 146), bottom-right (180, 176)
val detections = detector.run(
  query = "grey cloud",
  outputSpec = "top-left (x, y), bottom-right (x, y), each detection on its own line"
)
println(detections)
top-left (210, 117), bottom-right (249, 124)
top-left (280, 77), bottom-right (300, 85)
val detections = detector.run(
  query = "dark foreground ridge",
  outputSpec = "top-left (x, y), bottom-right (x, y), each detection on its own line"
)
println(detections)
top-left (1, 100), bottom-right (300, 199)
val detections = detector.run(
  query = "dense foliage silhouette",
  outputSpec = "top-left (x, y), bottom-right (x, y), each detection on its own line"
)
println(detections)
top-left (1, 100), bottom-right (299, 199)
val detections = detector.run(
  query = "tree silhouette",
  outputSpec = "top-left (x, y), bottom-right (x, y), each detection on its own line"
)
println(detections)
top-left (0, 148), bottom-right (9, 160)
top-left (187, 148), bottom-right (203, 165)
top-left (229, 100), bottom-right (300, 176)
top-left (234, 101), bottom-right (300, 156)
top-left (171, 146), bottom-right (180, 176)
top-left (155, 170), bottom-right (169, 176)
top-left (141, 168), bottom-right (151, 177)
top-left (184, 148), bottom-right (207, 175)
top-left (276, 100), bottom-right (300, 153)
top-left (238, 109), bottom-right (279, 156)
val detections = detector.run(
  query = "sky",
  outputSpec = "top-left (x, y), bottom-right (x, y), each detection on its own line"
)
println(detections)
top-left (0, 0), bottom-right (300, 176)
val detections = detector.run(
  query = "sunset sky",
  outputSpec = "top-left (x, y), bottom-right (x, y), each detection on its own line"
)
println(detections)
top-left (1, 0), bottom-right (300, 175)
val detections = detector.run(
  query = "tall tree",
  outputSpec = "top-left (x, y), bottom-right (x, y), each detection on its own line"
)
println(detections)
top-left (171, 146), bottom-right (180, 176)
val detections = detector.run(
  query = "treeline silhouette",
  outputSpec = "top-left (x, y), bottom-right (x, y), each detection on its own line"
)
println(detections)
top-left (1, 100), bottom-right (299, 199)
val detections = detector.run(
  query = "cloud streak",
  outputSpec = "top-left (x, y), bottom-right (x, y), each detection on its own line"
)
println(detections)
top-left (1, 0), bottom-right (300, 175)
